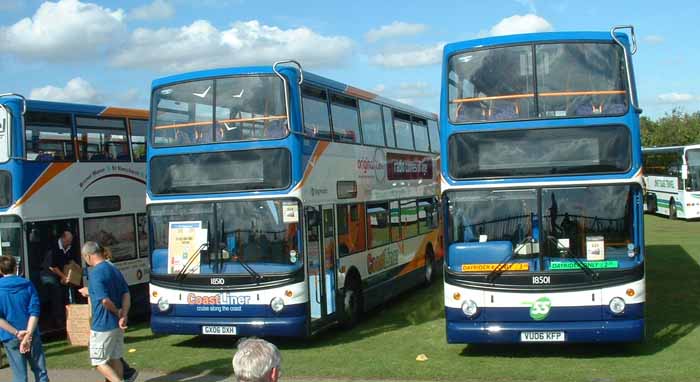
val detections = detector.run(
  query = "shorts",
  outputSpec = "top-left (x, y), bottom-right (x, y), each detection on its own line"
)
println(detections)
top-left (89, 328), bottom-right (124, 366)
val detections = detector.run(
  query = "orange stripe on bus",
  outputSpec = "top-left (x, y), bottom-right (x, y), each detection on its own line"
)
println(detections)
top-left (99, 107), bottom-right (149, 119)
top-left (346, 86), bottom-right (378, 100)
top-left (294, 141), bottom-right (330, 191)
top-left (451, 89), bottom-right (626, 104)
top-left (153, 115), bottom-right (287, 130)
top-left (15, 162), bottom-right (74, 207)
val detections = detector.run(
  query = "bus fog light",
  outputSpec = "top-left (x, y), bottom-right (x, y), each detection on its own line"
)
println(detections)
top-left (157, 297), bottom-right (170, 312)
top-left (609, 297), bottom-right (625, 315)
top-left (461, 299), bottom-right (478, 317)
top-left (270, 297), bottom-right (285, 313)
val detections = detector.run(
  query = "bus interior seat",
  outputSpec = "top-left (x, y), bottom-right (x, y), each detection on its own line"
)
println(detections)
top-left (36, 153), bottom-right (54, 161)
top-left (116, 153), bottom-right (131, 161)
top-left (488, 101), bottom-right (519, 120)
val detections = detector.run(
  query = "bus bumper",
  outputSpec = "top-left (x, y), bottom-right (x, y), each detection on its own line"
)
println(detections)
top-left (446, 319), bottom-right (644, 343)
top-left (151, 312), bottom-right (307, 337)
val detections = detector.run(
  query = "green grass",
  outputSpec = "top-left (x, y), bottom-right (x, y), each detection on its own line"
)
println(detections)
top-left (43, 215), bottom-right (700, 381)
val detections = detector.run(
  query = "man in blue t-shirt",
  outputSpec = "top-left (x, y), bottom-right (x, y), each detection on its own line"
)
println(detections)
top-left (0, 255), bottom-right (49, 382)
top-left (82, 241), bottom-right (132, 382)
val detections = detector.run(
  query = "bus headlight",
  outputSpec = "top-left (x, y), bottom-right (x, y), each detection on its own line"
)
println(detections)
top-left (609, 297), bottom-right (625, 315)
top-left (157, 297), bottom-right (170, 312)
top-left (461, 299), bottom-right (478, 318)
top-left (270, 297), bottom-right (285, 313)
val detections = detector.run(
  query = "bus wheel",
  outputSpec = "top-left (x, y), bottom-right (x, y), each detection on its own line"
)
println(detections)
top-left (423, 247), bottom-right (435, 286)
top-left (647, 194), bottom-right (658, 213)
top-left (341, 277), bottom-right (363, 329)
top-left (669, 198), bottom-right (677, 220)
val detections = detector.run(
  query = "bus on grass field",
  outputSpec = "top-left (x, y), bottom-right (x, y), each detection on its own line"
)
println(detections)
top-left (440, 26), bottom-right (646, 343)
top-left (642, 145), bottom-right (700, 220)
top-left (147, 61), bottom-right (442, 337)
top-left (0, 94), bottom-right (150, 333)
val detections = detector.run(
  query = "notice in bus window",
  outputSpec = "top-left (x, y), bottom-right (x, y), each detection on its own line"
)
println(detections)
top-left (84, 215), bottom-right (137, 262)
top-left (168, 221), bottom-right (207, 274)
top-left (283, 202), bottom-right (299, 223)
top-left (586, 236), bottom-right (605, 261)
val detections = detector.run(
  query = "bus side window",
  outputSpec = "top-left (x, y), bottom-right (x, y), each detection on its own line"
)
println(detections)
top-left (129, 119), bottom-right (148, 162)
top-left (301, 86), bottom-right (332, 140)
top-left (393, 112), bottom-right (414, 150)
top-left (383, 106), bottom-right (396, 148)
top-left (24, 111), bottom-right (75, 161)
top-left (76, 116), bottom-right (129, 162)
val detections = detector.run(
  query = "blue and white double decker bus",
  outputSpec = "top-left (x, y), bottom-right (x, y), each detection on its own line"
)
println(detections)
top-left (0, 94), bottom-right (150, 333)
top-left (440, 27), bottom-right (646, 343)
top-left (147, 61), bottom-right (442, 337)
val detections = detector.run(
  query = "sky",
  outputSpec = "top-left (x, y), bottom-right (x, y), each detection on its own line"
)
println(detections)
top-left (0, 0), bottom-right (698, 118)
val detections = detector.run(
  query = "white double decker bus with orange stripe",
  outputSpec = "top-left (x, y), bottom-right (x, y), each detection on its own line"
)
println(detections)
top-left (0, 94), bottom-right (150, 333)
top-left (146, 61), bottom-right (442, 336)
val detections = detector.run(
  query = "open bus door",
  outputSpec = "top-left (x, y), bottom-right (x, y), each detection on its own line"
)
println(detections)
top-left (305, 205), bottom-right (337, 332)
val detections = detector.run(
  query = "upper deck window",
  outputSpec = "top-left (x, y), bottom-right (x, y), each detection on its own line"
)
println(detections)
top-left (448, 125), bottom-right (631, 179)
top-left (24, 111), bottom-right (75, 161)
top-left (76, 117), bottom-right (129, 162)
top-left (330, 93), bottom-right (361, 144)
top-left (153, 75), bottom-right (288, 146)
top-left (129, 119), bottom-right (148, 161)
top-left (448, 42), bottom-right (628, 123)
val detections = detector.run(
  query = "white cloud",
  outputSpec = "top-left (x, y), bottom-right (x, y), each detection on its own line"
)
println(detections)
top-left (643, 35), bottom-right (664, 45)
top-left (484, 14), bottom-right (553, 37)
top-left (378, 81), bottom-right (438, 108)
top-left (112, 19), bottom-right (354, 72)
top-left (370, 43), bottom-right (444, 68)
top-left (365, 21), bottom-right (428, 43)
top-left (0, 0), bottom-right (126, 61)
top-left (129, 0), bottom-right (175, 21)
top-left (657, 93), bottom-right (696, 104)
top-left (372, 84), bottom-right (386, 93)
top-left (30, 78), bottom-right (101, 104)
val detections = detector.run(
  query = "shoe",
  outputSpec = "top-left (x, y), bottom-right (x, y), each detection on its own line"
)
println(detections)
top-left (125, 369), bottom-right (139, 382)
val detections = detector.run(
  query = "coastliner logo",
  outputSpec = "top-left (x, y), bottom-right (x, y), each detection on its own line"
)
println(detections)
top-left (524, 297), bottom-right (552, 321)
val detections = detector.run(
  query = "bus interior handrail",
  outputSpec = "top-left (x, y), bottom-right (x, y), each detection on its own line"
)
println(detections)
top-left (450, 90), bottom-right (627, 104)
top-left (0, 93), bottom-right (27, 115)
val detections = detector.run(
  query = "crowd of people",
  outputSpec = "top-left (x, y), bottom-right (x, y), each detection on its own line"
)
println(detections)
top-left (1, 237), bottom-right (282, 382)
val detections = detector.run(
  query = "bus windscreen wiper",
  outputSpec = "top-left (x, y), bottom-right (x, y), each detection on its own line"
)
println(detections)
top-left (487, 236), bottom-right (534, 283)
top-left (222, 220), bottom-right (263, 283)
top-left (175, 242), bottom-right (209, 281)
top-left (547, 236), bottom-right (598, 280)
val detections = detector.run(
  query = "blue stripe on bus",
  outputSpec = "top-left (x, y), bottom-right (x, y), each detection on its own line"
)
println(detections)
top-left (150, 303), bottom-right (307, 336)
top-left (446, 302), bottom-right (643, 323)
top-left (446, 318), bottom-right (644, 343)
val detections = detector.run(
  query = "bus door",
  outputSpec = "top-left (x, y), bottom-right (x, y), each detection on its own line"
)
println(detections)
top-left (24, 218), bottom-right (82, 332)
top-left (305, 205), bottom-right (337, 326)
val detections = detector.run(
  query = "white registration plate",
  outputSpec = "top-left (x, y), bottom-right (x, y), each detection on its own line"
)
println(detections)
top-left (202, 326), bottom-right (237, 335)
top-left (520, 331), bottom-right (565, 342)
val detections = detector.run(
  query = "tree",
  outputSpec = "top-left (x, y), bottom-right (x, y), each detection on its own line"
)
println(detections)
top-left (641, 109), bottom-right (700, 147)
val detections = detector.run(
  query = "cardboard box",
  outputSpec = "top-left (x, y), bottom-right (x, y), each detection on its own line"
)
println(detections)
top-left (63, 261), bottom-right (83, 287)
top-left (66, 304), bottom-right (91, 347)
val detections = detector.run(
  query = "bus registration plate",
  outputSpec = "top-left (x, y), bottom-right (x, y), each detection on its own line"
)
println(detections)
top-left (520, 331), bottom-right (565, 342)
top-left (202, 326), bottom-right (237, 335)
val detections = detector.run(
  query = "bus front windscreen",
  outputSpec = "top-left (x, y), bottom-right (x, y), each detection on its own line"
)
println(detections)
top-left (687, 149), bottom-right (700, 191)
top-left (153, 75), bottom-right (288, 146)
top-left (149, 200), bottom-right (301, 279)
top-left (446, 184), bottom-right (641, 273)
top-left (448, 42), bottom-right (628, 123)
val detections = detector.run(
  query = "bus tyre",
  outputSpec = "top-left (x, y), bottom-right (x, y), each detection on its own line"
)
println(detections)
top-left (341, 278), bottom-right (362, 329)
top-left (423, 247), bottom-right (435, 286)
top-left (647, 194), bottom-right (657, 214)
top-left (669, 199), bottom-right (677, 220)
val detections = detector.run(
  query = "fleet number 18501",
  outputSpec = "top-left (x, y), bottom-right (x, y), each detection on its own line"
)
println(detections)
top-left (532, 276), bottom-right (551, 284)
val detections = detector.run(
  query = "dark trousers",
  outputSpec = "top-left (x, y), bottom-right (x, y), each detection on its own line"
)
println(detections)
top-left (40, 274), bottom-right (67, 328)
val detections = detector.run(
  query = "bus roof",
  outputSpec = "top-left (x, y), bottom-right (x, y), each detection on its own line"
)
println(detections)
top-left (443, 31), bottom-right (628, 57)
top-left (20, 99), bottom-right (149, 119)
top-left (151, 66), bottom-right (438, 121)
